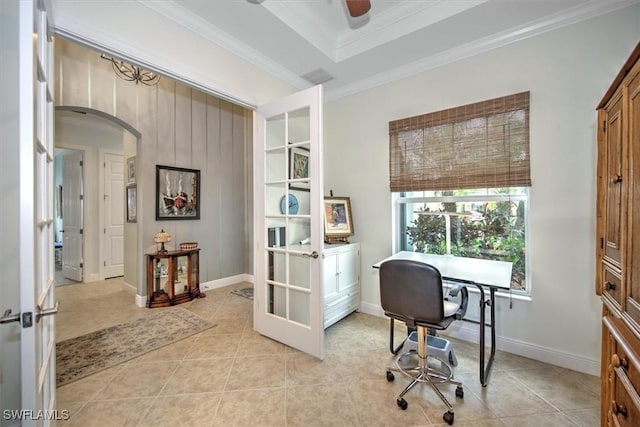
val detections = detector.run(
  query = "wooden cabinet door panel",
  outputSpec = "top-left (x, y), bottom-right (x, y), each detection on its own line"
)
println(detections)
top-left (603, 94), bottom-right (625, 268)
top-left (627, 65), bottom-right (640, 326)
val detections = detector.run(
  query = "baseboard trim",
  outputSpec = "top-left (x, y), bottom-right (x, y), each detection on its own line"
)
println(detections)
top-left (200, 274), bottom-right (254, 292)
top-left (359, 301), bottom-right (600, 376)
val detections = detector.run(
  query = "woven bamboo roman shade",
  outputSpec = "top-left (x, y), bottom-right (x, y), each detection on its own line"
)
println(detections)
top-left (389, 92), bottom-right (530, 192)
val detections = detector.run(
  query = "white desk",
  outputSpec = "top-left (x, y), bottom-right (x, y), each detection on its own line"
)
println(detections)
top-left (373, 251), bottom-right (513, 386)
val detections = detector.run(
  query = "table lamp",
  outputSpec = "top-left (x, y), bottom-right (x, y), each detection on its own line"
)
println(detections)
top-left (154, 229), bottom-right (171, 254)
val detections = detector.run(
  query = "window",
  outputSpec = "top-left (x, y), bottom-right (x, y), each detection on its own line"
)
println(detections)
top-left (389, 93), bottom-right (530, 292)
top-left (395, 188), bottom-right (528, 291)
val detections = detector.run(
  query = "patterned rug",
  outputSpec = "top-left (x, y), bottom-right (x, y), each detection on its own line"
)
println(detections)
top-left (230, 287), bottom-right (254, 300)
top-left (56, 307), bottom-right (215, 387)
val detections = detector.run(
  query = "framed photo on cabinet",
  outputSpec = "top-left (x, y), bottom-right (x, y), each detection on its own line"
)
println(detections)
top-left (323, 196), bottom-right (354, 240)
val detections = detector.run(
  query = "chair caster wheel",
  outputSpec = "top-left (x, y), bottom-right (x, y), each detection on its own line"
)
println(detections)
top-left (443, 410), bottom-right (454, 425)
top-left (386, 370), bottom-right (394, 382)
top-left (455, 385), bottom-right (464, 398)
top-left (397, 398), bottom-right (408, 410)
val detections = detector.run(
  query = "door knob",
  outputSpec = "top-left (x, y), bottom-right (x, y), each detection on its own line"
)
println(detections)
top-left (303, 251), bottom-right (319, 259)
top-left (36, 300), bottom-right (60, 322)
top-left (0, 309), bottom-right (20, 325)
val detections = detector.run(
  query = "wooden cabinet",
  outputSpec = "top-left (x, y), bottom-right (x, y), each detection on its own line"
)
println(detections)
top-left (597, 41), bottom-right (640, 426)
top-left (146, 249), bottom-right (200, 308)
top-left (323, 242), bottom-right (361, 328)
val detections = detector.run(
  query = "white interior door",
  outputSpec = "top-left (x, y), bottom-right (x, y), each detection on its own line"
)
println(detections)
top-left (1, 0), bottom-right (58, 422)
top-left (62, 150), bottom-right (84, 282)
top-left (103, 152), bottom-right (124, 278)
top-left (253, 85), bottom-right (325, 359)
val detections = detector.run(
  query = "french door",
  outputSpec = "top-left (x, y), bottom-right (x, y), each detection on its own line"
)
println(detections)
top-left (253, 85), bottom-right (325, 359)
top-left (0, 0), bottom-right (58, 423)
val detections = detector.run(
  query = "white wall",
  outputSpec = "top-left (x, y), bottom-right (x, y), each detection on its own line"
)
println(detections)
top-left (323, 6), bottom-right (640, 375)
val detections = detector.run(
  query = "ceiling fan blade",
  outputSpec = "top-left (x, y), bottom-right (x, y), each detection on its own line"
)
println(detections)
top-left (345, 0), bottom-right (371, 18)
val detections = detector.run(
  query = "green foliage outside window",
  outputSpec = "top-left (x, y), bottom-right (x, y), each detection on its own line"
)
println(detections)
top-left (406, 200), bottom-right (526, 290)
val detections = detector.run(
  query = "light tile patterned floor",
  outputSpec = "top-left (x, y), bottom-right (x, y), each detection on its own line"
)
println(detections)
top-left (56, 279), bottom-right (600, 426)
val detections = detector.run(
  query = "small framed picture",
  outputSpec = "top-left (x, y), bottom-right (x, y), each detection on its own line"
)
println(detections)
top-left (289, 146), bottom-right (310, 191)
top-left (127, 156), bottom-right (136, 184)
top-left (156, 165), bottom-right (201, 220)
top-left (126, 184), bottom-right (137, 223)
top-left (323, 196), bottom-right (354, 240)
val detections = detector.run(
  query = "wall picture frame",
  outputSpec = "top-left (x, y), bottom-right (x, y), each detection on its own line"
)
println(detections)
top-left (323, 196), bottom-right (354, 241)
top-left (289, 146), bottom-right (310, 191)
top-left (127, 156), bottom-right (136, 184)
top-left (126, 184), bottom-right (137, 223)
top-left (156, 165), bottom-right (201, 220)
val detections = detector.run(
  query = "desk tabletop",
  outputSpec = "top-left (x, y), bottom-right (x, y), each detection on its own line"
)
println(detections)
top-left (373, 251), bottom-right (512, 290)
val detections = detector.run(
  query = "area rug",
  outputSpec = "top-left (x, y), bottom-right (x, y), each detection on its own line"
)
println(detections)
top-left (56, 307), bottom-right (215, 387)
top-left (230, 287), bottom-right (253, 300)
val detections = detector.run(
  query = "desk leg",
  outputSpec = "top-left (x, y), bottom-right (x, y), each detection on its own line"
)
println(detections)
top-left (477, 285), bottom-right (497, 387)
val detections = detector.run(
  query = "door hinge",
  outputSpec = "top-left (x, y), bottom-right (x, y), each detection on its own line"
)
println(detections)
top-left (80, 262), bottom-right (83, 268)
top-left (104, 261), bottom-right (106, 267)
top-left (601, 238), bottom-right (604, 249)
top-left (79, 160), bottom-right (83, 167)
top-left (80, 229), bottom-right (83, 234)
top-left (603, 121), bottom-right (606, 132)
top-left (79, 194), bottom-right (84, 200)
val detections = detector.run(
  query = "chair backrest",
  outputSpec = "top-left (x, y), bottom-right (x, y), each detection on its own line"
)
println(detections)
top-left (380, 259), bottom-right (444, 326)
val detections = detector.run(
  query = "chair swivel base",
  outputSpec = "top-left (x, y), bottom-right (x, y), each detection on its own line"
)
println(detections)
top-left (386, 350), bottom-right (463, 425)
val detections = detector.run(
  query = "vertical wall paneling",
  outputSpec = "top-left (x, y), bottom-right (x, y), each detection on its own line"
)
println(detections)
top-left (173, 84), bottom-right (193, 243)
top-left (57, 40), bottom-right (90, 107)
top-left (191, 90), bottom-right (207, 263)
top-left (114, 76), bottom-right (137, 124)
top-left (232, 104), bottom-right (246, 274)
top-left (89, 57), bottom-right (115, 116)
top-left (205, 95), bottom-right (222, 280)
top-left (219, 100), bottom-right (235, 276)
top-left (54, 38), bottom-right (250, 297)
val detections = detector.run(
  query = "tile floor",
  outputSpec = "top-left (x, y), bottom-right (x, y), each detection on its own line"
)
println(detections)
top-left (55, 279), bottom-right (600, 426)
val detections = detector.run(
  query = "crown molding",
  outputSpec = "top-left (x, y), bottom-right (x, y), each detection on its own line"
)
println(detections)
top-left (138, 0), bottom-right (309, 91)
top-left (325, 0), bottom-right (640, 102)
top-left (52, 12), bottom-right (260, 109)
top-left (335, 0), bottom-right (487, 62)
top-left (261, 0), bottom-right (339, 62)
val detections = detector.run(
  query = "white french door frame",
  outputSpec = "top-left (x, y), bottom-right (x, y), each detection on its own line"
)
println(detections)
top-left (253, 85), bottom-right (325, 360)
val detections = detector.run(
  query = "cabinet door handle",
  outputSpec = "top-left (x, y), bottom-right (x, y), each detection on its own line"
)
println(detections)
top-left (613, 175), bottom-right (623, 184)
top-left (605, 281), bottom-right (616, 291)
top-left (611, 400), bottom-right (628, 418)
top-left (611, 353), bottom-right (629, 369)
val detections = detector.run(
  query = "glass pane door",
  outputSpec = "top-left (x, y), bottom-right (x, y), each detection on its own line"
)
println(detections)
top-left (254, 86), bottom-right (324, 359)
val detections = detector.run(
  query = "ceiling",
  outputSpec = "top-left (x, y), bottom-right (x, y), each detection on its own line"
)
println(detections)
top-left (124, 1), bottom-right (639, 100)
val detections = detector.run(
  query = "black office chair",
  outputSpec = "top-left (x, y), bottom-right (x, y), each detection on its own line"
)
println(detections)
top-left (380, 259), bottom-right (469, 425)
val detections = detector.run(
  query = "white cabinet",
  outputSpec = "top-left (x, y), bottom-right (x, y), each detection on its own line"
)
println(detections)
top-left (323, 242), bottom-right (361, 328)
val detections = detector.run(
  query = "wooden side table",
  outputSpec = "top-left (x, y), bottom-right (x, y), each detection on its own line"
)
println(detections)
top-left (146, 249), bottom-right (200, 308)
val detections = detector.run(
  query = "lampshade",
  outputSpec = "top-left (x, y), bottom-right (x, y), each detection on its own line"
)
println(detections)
top-left (154, 229), bottom-right (171, 253)
top-left (154, 230), bottom-right (171, 243)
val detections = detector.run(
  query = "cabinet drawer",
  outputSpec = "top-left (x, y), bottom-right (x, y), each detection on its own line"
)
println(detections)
top-left (612, 340), bottom-right (640, 399)
top-left (603, 264), bottom-right (623, 307)
top-left (610, 367), bottom-right (640, 427)
top-left (324, 290), bottom-right (360, 328)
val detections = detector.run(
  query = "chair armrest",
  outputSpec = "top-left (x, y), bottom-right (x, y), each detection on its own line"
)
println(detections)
top-left (447, 284), bottom-right (469, 320)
